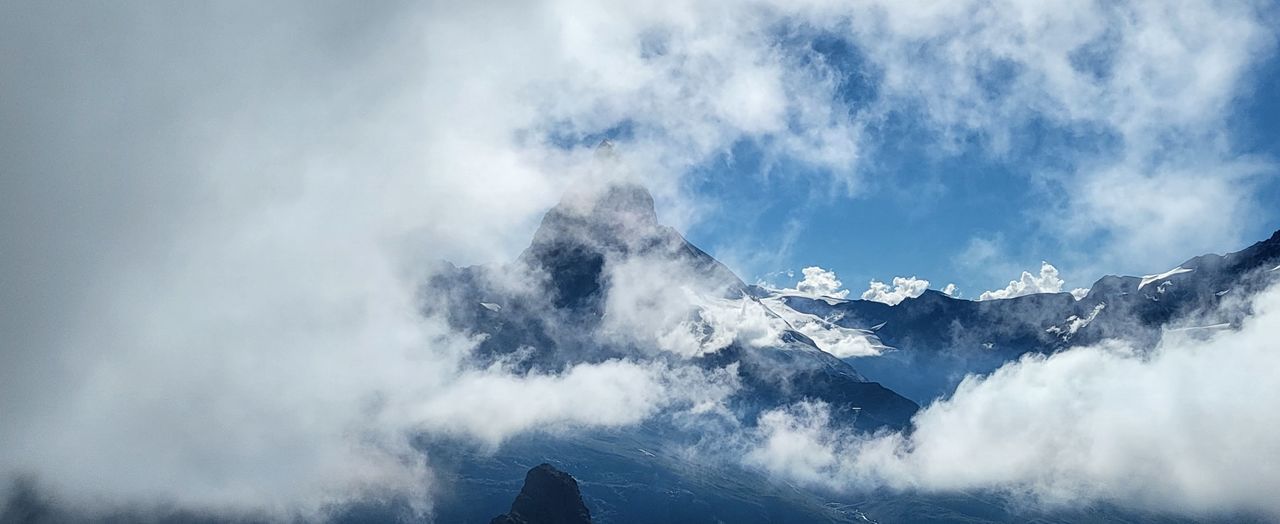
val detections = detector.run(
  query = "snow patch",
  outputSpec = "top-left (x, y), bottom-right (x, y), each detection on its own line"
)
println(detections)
top-left (1046, 303), bottom-right (1106, 341)
top-left (761, 296), bottom-right (893, 358)
top-left (1138, 266), bottom-right (1193, 290)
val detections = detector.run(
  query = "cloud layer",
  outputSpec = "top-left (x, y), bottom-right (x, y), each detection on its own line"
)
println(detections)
top-left (745, 282), bottom-right (1280, 519)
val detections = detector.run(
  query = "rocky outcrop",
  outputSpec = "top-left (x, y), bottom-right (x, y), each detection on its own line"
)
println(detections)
top-left (489, 464), bottom-right (592, 524)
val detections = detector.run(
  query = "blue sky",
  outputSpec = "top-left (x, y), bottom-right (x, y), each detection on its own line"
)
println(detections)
top-left (517, 2), bottom-right (1280, 301)
top-left (659, 21), bottom-right (1280, 299)
top-left (514, 2), bottom-right (1280, 305)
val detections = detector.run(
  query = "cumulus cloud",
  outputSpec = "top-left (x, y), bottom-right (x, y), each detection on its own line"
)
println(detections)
top-left (861, 276), bottom-right (930, 305)
top-left (979, 262), bottom-right (1065, 300)
top-left (745, 282), bottom-right (1280, 520)
top-left (941, 283), bottom-right (959, 297)
top-left (794, 266), bottom-right (851, 299)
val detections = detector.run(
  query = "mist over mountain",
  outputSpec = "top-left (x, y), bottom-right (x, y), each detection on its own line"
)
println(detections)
top-left (415, 180), bottom-right (1280, 524)
top-left (425, 178), bottom-right (919, 434)
top-left (5, 2), bottom-right (1280, 523)
top-left (5, 174), bottom-right (1278, 523)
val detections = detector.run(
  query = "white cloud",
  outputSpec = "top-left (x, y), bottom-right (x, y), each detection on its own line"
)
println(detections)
top-left (841, 0), bottom-right (1276, 271)
top-left (601, 253), bottom-right (775, 357)
top-left (979, 262), bottom-right (1065, 300)
top-left (861, 276), bottom-right (930, 305)
top-left (413, 359), bottom-right (738, 449)
top-left (745, 282), bottom-right (1280, 520)
top-left (0, 1), bottom-right (861, 516)
top-left (744, 401), bottom-right (845, 487)
top-left (794, 266), bottom-right (851, 299)
top-left (942, 283), bottom-right (959, 297)
top-left (1068, 160), bottom-right (1269, 271)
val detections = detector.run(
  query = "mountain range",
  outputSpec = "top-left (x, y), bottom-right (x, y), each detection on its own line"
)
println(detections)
top-left (420, 178), bottom-right (1279, 523)
top-left (8, 178), bottom-right (1273, 524)
top-left (780, 229), bottom-right (1280, 402)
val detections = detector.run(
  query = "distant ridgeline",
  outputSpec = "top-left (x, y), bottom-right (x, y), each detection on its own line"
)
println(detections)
top-left (776, 229), bottom-right (1280, 402)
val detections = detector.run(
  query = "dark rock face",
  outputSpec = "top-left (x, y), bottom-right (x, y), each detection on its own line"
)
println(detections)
top-left (489, 464), bottom-right (592, 524)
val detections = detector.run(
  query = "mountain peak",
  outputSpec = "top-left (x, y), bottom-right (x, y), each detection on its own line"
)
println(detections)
top-left (490, 463), bottom-right (592, 524)
top-left (515, 180), bottom-right (747, 310)
top-left (517, 182), bottom-right (664, 309)
top-left (594, 138), bottom-right (617, 161)
top-left (522, 182), bottom-right (662, 266)
top-left (549, 182), bottom-right (658, 230)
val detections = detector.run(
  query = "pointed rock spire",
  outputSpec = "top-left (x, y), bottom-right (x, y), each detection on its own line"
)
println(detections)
top-left (489, 463), bottom-right (592, 524)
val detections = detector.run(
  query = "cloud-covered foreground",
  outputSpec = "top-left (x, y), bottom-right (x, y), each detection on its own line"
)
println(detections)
top-left (747, 283), bottom-right (1280, 519)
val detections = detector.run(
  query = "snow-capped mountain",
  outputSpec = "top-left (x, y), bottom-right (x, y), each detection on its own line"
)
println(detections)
top-left (422, 179), bottom-right (1278, 524)
top-left (424, 181), bottom-right (918, 432)
top-left (781, 229), bottom-right (1280, 403)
